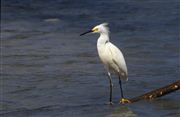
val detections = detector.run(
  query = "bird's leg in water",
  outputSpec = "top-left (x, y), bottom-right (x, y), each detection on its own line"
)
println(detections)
top-left (119, 76), bottom-right (130, 104)
top-left (118, 77), bottom-right (124, 98)
top-left (107, 72), bottom-right (113, 105)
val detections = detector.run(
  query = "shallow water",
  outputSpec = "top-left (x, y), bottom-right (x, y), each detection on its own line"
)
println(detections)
top-left (1, 0), bottom-right (180, 117)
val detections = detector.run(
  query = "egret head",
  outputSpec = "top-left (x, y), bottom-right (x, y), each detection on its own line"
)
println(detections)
top-left (80, 23), bottom-right (109, 36)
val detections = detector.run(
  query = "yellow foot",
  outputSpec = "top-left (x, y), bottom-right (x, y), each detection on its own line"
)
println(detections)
top-left (119, 98), bottom-right (131, 104)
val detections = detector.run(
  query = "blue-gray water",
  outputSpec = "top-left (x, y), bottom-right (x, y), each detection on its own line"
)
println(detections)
top-left (1, 0), bottom-right (180, 117)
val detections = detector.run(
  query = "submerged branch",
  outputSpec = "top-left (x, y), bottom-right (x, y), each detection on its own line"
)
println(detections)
top-left (123, 80), bottom-right (180, 104)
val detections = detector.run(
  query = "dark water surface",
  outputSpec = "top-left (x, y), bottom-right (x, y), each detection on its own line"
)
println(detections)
top-left (1, 0), bottom-right (180, 117)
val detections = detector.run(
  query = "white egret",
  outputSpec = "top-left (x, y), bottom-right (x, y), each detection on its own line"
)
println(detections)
top-left (80, 23), bottom-right (130, 104)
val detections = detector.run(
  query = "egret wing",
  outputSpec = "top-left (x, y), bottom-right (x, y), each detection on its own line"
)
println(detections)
top-left (108, 42), bottom-right (128, 81)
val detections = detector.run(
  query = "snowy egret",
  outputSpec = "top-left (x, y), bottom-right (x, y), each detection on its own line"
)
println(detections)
top-left (80, 23), bottom-right (130, 104)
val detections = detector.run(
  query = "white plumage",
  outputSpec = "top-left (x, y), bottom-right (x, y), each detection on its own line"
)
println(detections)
top-left (96, 23), bottom-right (128, 81)
top-left (80, 23), bottom-right (130, 104)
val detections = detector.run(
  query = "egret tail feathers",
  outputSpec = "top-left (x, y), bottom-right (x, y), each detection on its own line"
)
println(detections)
top-left (118, 72), bottom-right (128, 81)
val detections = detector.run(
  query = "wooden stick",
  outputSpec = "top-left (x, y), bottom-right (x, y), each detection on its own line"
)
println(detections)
top-left (123, 80), bottom-right (180, 104)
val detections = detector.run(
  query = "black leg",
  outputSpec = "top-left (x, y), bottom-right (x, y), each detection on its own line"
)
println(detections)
top-left (107, 72), bottom-right (113, 104)
top-left (119, 76), bottom-right (124, 98)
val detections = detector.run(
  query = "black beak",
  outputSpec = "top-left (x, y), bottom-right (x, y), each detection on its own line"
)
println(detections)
top-left (80, 30), bottom-right (92, 36)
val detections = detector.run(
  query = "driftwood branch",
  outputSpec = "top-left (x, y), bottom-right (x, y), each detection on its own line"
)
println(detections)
top-left (123, 80), bottom-right (180, 104)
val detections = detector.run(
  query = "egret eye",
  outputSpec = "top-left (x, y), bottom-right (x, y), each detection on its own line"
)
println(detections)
top-left (92, 28), bottom-right (98, 32)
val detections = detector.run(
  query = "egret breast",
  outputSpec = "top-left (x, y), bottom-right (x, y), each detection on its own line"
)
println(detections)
top-left (97, 45), bottom-right (119, 73)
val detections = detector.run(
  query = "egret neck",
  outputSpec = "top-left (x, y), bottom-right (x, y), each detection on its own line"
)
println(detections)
top-left (97, 33), bottom-right (110, 47)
